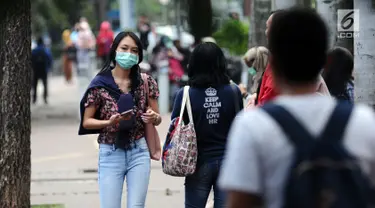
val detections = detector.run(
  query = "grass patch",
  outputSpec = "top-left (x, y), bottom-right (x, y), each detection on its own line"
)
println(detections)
top-left (31, 204), bottom-right (64, 208)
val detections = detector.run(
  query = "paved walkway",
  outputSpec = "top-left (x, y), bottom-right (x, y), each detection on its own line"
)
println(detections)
top-left (30, 76), bottom-right (185, 207)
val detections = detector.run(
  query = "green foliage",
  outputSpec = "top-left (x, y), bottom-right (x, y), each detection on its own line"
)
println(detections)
top-left (31, 0), bottom-right (95, 37)
top-left (135, 0), bottom-right (163, 22)
top-left (213, 19), bottom-right (249, 56)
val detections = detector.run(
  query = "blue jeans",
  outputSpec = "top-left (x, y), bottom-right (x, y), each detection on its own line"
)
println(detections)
top-left (98, 138), bottom-right (151, 208)
top-left (185, 159), bottom-right (226, 208)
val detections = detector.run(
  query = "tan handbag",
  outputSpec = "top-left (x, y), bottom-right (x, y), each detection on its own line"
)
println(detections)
top-left (141, 73), bottom-right (162, 161)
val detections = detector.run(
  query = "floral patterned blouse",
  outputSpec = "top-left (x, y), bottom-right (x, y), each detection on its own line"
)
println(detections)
top-left (84, 73), bottom-right (159, 144)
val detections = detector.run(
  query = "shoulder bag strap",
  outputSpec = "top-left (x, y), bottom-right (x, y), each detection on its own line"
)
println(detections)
top-left (141, 73), bottom-right (150, 105)
top-left (177, 86), bottom-right (190, 125)
top-left (185, 86), bottom-right (194, 125)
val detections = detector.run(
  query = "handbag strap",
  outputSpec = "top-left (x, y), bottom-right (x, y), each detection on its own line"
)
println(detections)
top-left (178, 86), bottom-right (194, 125)
top-left (141, 73), bottom-right (150, 105)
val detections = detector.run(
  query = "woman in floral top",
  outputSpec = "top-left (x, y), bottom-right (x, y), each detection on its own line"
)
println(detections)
top-left (78, 31), bottom-right (161, 208)
top-left (322, 46), bottom-right (354, 103)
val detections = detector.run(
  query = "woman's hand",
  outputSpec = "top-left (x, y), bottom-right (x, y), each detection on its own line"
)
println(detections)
top-left (238, 83), bottom-right (247, 95)
top-left (245, 93), bottom-right (257, 111)
top-left (107, 113), bottom-right (125, 126)
top-left (142, 108), bottom-right (159, 124)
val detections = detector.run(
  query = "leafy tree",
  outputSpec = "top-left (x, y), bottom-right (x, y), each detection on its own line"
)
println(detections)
top-left (0, 0), bottom-right (32, 207)
top-left (31, 0), bottom-right (96, 40)
top-left (136, 0), bottom-right (163, 22)
top-left (213, 19), bottom-right (249, 55)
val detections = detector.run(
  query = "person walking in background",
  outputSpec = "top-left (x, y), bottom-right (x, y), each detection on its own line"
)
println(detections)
top-left (137, 15), bottom-right (151, 51)
top-left (62, 29), bottom-right (76, 83)
top-left (70, 23), bottom-right (80, 46)
top-left (97, 21), bottom-right (114, 65)
top-left (149, 35), bottom-right (170, 79)
top-left (170, 42), bottom-right (243, 208)
top-left (31, 37), bottom-right (53, 104)
top-left (76, 21), bottom-right (96, 98)
top-left (322, 46), bottom-right (354, 103)
top-left (173, 39), bottom-right (191, 73)
top-left (79, 32), bottom-right (161, 208)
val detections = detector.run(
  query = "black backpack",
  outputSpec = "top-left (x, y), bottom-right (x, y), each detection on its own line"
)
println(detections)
top-left (262, 102), bottom-right (375, 208)
top-left (32, 48), bottom-right (48, 70)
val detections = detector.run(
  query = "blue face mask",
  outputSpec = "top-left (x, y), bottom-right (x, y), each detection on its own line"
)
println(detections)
top-left (248, 67), bottom-right (257, 75)
top-left (115, 51), bottom-right (139, 70)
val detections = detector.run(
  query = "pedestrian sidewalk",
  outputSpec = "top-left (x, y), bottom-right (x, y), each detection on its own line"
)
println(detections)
top-left (31, 76), bottom-right (184, 208)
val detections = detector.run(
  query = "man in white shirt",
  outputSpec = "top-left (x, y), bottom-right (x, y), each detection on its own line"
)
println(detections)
top-left (219, 7), bottom-right (375, 208)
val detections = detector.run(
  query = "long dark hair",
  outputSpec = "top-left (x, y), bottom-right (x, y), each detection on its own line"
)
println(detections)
top-left (99, 31), bottom-right (143, 102)
top-left (322, 46), bottom-right (353, 97)
top-left (188, 42), bottom-right (230, 88)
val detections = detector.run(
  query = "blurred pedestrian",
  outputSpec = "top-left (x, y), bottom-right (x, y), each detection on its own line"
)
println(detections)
top-left (322, 46), bottom-right (354, 102)
top-left (70, 23), bottom-right (80, 46)
top-left (76, 21), bottom-right (96, 98)
top-left (149, 36), bottom-right (170, 77)
top-left (31, 37), bottom-right (53, 104)
top-left (137, 15), bottom-right (151, 50)
top-left (97, 21), bottom-right (114, 65)
top-left (173, 39), bottom-right (190, 73)
top-left (79, 31), bottom-right (161, 208)
top-left (62, 29), bottom-right (76, 83)
top-left (240, 46), bottom-right (269, 109)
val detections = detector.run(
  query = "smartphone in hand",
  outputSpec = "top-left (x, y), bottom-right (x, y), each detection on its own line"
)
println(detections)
top-left (120, 109), bottom-right (134, 117)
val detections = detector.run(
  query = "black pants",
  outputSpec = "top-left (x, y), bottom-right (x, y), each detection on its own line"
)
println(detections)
top-left (32, 70), bottom-right (48, 103)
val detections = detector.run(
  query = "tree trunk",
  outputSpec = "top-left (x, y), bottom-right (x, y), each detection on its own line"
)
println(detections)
top-left (0, 0), bottom-right (31, 207)
top-left (188, 0), bottom-right (213, 44)
top-left (249, 0), bottom-right (271, 48)
top-left (354, 0), bottom-right (375, 106)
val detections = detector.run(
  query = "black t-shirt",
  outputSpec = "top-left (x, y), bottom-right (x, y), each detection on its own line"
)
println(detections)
top-left (171, 85), bottom-right (243, 162)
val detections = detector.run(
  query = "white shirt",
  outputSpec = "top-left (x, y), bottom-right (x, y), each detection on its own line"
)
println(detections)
top-left (219, 94), bottom-right (375, 208)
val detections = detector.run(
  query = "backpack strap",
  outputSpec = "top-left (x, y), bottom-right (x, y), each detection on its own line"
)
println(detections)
top-left (262, 103), bottom-right (315, 147)
top-left (319, 102), bottom-right (353, 142)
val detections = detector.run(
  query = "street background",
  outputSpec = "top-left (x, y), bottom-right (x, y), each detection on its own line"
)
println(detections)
top-left (30, 76), bottom-right (185, 207)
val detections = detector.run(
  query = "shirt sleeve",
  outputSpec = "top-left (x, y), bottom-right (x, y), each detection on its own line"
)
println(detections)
top-left (84, 88), bottom-right (101, 109)
top-left (219, 113), bottom-right (263, 194)
top-left (258, 86), bottom-right (278, 106)
top-left (147, 75), bottom-right (160, 99)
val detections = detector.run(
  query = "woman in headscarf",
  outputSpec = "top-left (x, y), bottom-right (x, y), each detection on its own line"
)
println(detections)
top-left (96, 21), bottom-right (114, 65)
top-left (240, 46), bottom-right (270, 107)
